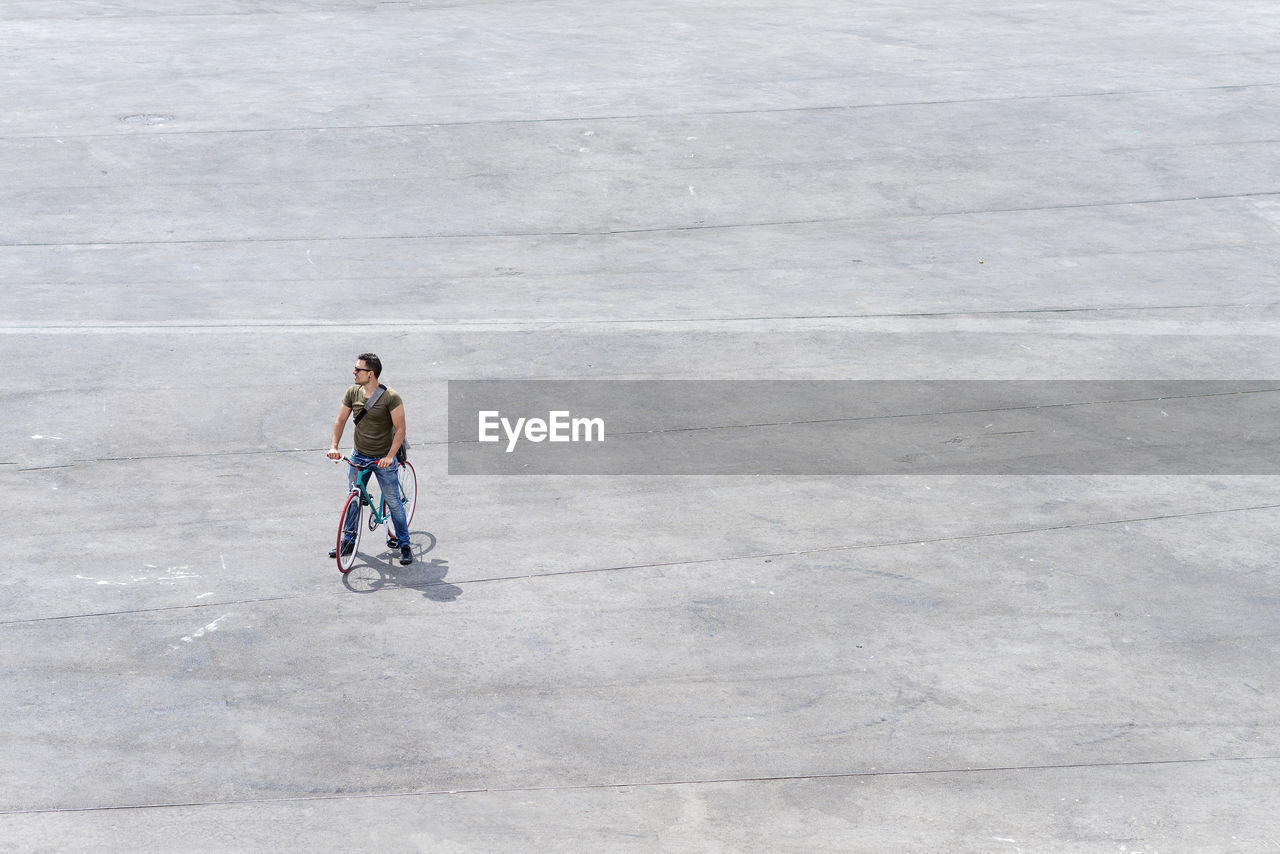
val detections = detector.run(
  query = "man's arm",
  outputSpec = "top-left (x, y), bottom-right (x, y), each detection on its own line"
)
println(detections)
top-left (327, 404), bottom-right (353, 460)
top-left (379, 403), bottom-right (406, 468)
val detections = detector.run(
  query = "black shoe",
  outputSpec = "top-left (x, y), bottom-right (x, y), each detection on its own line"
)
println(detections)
top-left (329, 540), bottom-right (355, 559)
top-left (386, 537), bottom-right (399, 550)
top-left (399, 545), bottom-right (414, 566)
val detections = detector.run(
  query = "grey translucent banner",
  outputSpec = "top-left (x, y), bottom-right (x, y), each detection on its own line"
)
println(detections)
top-left (447, 381), bottom-right (1280, 475)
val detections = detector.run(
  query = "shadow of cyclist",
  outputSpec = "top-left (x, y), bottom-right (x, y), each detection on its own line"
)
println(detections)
top-left (341, 531), bottom-right (462, 601)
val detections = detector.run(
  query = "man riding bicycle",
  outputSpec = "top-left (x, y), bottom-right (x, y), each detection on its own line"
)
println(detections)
top-left (327, 353), bottom-right (414, 566)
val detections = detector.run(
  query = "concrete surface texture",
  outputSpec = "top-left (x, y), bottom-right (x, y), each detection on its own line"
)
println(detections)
top-left (2, 0), bottom-right (1279, 851)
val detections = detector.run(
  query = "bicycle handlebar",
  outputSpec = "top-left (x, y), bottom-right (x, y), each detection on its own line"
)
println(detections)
top-left (336, 455), bottom-right (393, 470)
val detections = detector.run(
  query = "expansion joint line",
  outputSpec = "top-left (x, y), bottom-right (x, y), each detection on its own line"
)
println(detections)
top-left (4, 755), bottom-right (1278, 816)
top-left (4, 503), bottom-right (1277, 625)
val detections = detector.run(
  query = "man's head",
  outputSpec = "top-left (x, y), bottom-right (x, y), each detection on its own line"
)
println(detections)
top-left (355, 352), bottom-right (382, 380)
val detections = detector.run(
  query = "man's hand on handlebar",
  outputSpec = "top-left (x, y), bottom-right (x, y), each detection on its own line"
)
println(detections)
top-left (330, 454), bottom-right (392, 469)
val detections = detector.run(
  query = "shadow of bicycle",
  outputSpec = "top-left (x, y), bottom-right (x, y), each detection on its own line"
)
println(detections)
top-left (341, 531), bottom-right (461, 601)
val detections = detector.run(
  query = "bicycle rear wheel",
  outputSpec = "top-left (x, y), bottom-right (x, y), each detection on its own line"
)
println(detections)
top-left (336, 490), bottom-right (363, 573)
top-left (382, 461), bottom-right (417, 528)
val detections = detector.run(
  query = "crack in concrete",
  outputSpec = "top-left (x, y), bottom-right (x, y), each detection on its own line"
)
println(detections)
top-left (2, 79), bottom-right (1277, 142)
top-left (463, 500), bottom-right (1280, 585)
top-left (3, 192), bottom-right (1279, 250)
top-left (3, 754), bottom-right (1277, 817)
top-left (6, 501), bottom-right (1276, 626)
top-left (3, 302), bottom-right (1273, 335)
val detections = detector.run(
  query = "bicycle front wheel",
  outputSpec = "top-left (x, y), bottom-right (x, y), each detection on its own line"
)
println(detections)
top-left (383, 461), bottom-right (417, 528)
top-left (336, 490), bottom-right (363, 573)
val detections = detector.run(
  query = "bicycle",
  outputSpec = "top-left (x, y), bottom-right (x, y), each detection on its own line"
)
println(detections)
top-left (333, 456), bottom-right (418, 573)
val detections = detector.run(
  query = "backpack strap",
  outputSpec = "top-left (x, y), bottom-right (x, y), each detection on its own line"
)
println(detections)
top-left (353, 384), bottom-right (386, 425)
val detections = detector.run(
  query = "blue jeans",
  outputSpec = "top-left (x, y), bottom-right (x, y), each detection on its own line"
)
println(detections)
top-left (343, 452), bottom-right (411, 548)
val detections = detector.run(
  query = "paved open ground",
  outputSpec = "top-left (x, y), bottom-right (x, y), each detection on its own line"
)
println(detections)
top-left (3, 1), bottom-right (1280, 851)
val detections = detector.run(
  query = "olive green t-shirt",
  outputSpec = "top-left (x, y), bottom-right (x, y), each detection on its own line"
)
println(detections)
top-left (343, 384), bottom-right (404, 458)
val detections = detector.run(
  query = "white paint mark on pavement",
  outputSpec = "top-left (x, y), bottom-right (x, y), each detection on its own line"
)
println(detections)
top-left (76, 566), bottom-right (199, 586)
top-left (182, 614), bottom-right (231, 643)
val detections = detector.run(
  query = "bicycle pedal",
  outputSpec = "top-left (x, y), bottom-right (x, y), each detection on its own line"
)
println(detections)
top-left (360, 497), bottom-right (370, 506)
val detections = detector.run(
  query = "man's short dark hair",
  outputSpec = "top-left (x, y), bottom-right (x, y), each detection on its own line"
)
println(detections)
top-left (357, 353), bottom-right (382, 378)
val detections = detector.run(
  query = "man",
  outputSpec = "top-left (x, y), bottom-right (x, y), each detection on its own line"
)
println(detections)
top-left (327, 353), bottom-right (413, 565)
